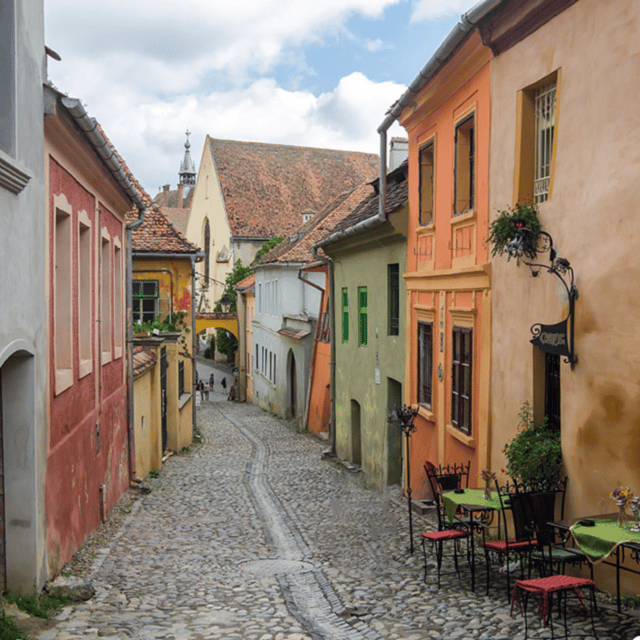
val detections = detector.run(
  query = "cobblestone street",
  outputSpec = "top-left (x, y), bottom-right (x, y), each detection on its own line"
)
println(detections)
top-left (36, 400), bottom-right (640, 640)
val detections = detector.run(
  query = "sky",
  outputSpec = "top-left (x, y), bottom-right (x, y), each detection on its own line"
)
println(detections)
top-left (44, 0), bottom-right (479, 196)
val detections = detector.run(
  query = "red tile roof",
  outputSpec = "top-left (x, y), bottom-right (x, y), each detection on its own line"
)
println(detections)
top-left (133, 346), bottom-right (156, 377)
top-left (209, 138), bottom-right (379, 239)
top-left (162, 207), bottom-right (191, 236)
top-left (234, 274), bottom-right (255, 292)
top-left (255, 181), bottom-right (375, 267)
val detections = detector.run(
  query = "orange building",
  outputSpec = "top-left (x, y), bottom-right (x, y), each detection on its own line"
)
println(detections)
top-left (380, 22), bottom-right (493, 499)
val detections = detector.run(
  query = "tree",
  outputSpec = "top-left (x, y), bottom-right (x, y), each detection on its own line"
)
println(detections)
top-left (252, 235), bottom-right (285, 265)
top-left (221, 258), bottom-right (252, 313)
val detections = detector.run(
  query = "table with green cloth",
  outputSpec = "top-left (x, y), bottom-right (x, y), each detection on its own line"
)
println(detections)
top-left (442, 488), bottom-right (503, 522)
top-left (550, 513), bottom-right (640, 612)
top-left (441, 488), bottom-right (506, 591)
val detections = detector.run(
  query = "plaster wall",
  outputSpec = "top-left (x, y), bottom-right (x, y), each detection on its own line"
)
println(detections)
top-left (489, 0), bottom-right (640, 524)
top-left (327, 209), bottom-right (408, 490)
top-left (0, 0), bottom-right (48, 589)
top-left (133, 362), bottom-right (161, 480)
top-left (400, 50), bottom-right (492, 498)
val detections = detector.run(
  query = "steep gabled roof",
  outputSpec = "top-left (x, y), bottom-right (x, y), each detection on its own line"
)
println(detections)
top-left (127, 205), bottom-right (200, 255)
top-left (209, 138), bottom-right (378, 239)
top-left (324, 161), bottom-right (408, 240)
top-left (255, 181), bottom-right (375, 267)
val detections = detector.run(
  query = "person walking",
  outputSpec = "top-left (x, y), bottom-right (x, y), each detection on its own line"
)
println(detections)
top-left (209, 373), bottom-right (214, 390)
top-left (221, 377), bottom-right (227, 390)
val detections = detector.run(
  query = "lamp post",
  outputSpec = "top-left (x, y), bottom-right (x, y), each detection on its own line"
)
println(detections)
top-left (219, 293), bottom-right (232, 313)
top-left (395, 404), bottom-right (419, 554)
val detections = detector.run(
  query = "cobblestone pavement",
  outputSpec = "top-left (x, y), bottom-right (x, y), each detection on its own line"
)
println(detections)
top-left (37, 401), bottom-right (640, 640)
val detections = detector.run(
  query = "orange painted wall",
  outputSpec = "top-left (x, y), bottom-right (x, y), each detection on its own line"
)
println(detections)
top-left (305, 265), bottom-right (331, 437)
top-left (401, 47), bottom-right (492, 499)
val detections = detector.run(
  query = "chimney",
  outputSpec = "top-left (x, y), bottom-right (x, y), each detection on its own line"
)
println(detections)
top-left (389, 138), bottom-right (408, 171)
top-left (161, 184), bottom-right (170, 207)
top-left (177, 183), bottom-right (184, 209)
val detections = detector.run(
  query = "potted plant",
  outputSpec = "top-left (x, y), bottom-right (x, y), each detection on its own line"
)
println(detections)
top-left (503, 401), bottom-right (562, 488)
top-left (487, 202), bottom-right (542, 261)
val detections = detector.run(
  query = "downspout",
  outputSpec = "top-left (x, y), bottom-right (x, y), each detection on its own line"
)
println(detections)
top-left (375, 0), bottom-right (502, 217)
top-left (311, 248), bottom-right (336, 454)
top-left (297, 270), bottom-right (326, 435)
top-left (126, 209), bottom-right (146, 483)
top-left (190, 254), bottom-right (199, 439)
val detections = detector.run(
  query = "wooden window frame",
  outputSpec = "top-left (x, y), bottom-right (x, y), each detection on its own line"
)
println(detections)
top-left (419, 140), bottom-right (435, 226)
top-left (451, 326), bottom-right (472, 435)
top-left (454, 114), bottom-right (475, 216)
top-left (357, 286), bottom-right (368, 347)
top-left (388, 263), bottom-right (399, 336)
top-left (341, 287), bottom-right (349, 343)
top-left (417, 322), bottom-right (433, 409)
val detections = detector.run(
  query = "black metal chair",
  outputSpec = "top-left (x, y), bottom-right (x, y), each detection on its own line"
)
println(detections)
top-left (420, 479), bottom-right (470, 588)
top-left (481, 480), bottom-right (537, 602)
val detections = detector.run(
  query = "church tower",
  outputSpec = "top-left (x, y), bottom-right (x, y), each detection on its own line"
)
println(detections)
top-left (179, 130), bottom-right (196, 186)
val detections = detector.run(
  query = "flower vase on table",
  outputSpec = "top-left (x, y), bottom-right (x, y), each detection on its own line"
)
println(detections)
top-left (480, 469), bottom-right (496, 500)
top-left (610, 487), bottom-right (633, 529)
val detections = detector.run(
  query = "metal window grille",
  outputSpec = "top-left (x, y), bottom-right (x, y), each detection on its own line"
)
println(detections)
top-left (417, 322), bottom-right (433, 408)
top-left (534, 82), bottom-right (556, 203)
top-left (388, 264), bottom-right (399, 336)
top-left (451, 327), bottom-right (472, 434)
top-left (358, 287), bottom-right (368, 347)
top-left (178, 360), bottom-right (185, 396)
top-left (341, 288), bottom-right (349, 343)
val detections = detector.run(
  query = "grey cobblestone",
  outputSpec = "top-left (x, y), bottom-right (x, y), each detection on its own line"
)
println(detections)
top-left (35, 401), bottom-right (640, 640)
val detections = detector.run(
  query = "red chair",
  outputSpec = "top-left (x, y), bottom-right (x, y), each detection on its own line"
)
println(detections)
top-left (511, 574), bottom-right (598, 639)
top-left (422, 463), bottom-right (470, 587)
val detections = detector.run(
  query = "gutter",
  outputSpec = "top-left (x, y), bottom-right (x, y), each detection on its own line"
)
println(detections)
top-left (375, 0), bottom-right (503, 218)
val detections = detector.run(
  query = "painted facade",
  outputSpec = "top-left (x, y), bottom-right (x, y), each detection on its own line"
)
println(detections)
top-left (0, 0), bottom-right (48, 590)
top-left (320, 166), bottom-right (408, 490)
top-left (486, 0), bottom-right (640, 522)
top-left (44, 89), bottom-right (137, 575)
top-left (397, 30), bottom-right (492, 499)
top-left (234, 274), bottom-right (255, 403)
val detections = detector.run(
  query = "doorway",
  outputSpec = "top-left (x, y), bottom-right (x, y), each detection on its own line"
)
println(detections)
top-left (287, 350), bottom-right (297, 418)
top-left (350, 399), bottom-right (361, 466)
top-left (387, 378), bottom-right (403, 485)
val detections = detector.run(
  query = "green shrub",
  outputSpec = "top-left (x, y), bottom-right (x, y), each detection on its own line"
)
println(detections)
top-left (503, 401), bottom-right (562, 487)
top-left (487, 202), bottom-right (542, 259)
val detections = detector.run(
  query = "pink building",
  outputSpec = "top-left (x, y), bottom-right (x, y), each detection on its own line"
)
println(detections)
top-left (44, 86), bottom-right (146, 573)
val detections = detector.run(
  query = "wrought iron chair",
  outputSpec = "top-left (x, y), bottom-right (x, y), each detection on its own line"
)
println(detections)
top-left (510, 542), bottom-right (599, 640)
top-left (481, 481), bottom-right (537, 602)
top-left (424, 460), bottom-right (472, 528)
top-left (420, 482), bottom-right (470, 588)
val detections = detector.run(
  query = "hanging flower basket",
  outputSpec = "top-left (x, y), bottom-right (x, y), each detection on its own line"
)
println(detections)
top-left (487, 202), bottom-right (542, 262)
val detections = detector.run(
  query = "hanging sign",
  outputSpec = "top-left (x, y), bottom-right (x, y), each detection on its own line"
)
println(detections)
top-left (530, 319), bottom-right (570, 358)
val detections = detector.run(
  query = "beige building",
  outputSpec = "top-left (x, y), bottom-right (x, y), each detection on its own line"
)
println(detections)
top-left (486, 0), bottom-right (640, 525)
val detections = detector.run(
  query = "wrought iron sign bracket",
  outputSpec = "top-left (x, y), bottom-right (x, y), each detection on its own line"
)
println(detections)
top-left (506, 228), bottom-right (578, 370)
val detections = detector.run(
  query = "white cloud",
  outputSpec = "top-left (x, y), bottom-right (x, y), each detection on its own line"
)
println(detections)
top-left (410, 0), bottom-right (479, 22)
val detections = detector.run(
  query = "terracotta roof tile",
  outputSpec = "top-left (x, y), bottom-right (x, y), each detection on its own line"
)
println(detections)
top-left (234, 274), bottom-right (255, 292)
top-left (133, 346), bottom-right (156, 377)
top-left (255, 182), bottom-right (375, 267)
top-left (162, 207), bottom-right (191, 236)
top-left (210, 138), bottom-right (379, 239)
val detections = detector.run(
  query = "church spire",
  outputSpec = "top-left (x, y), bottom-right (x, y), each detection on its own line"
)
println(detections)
top-left (179, 129), bottom-right (196, 186)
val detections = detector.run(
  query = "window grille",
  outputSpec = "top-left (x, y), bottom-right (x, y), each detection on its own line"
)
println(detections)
top-left (534, 83), bottom-right (556, 203)
top-left (451, 327), bottom-right (472, 434)
top-left (178, 361), bottom-right (185, 396)
top-left (417, 322), bottom-right (433, 408)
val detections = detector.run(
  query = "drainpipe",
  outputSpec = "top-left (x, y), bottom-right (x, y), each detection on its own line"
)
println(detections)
top-left (310, 249), bottom-right (336, 454)
top-left (375, 0), bottom-right (503, 217)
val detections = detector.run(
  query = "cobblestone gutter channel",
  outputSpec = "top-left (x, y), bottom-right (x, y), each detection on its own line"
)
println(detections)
top-left (224, 410), bottom-right (383, 640)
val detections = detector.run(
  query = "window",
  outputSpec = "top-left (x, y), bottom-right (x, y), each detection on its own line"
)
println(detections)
top-left (0, 0), bottom-right (15, 157)
top-left (357, 287), bottom-right (368, 347)
top-left (388, 264), bottom-right (399, 336)
top-left (78, 214), bottom-right (92, 375)
top-left (533, 82), bottom-right (556, 203)
top-left (133, 280), bottom-right (159, 324)
top-left (451, 327), bottom-right (472, 434)
top-left (55, 202), bottom-right (72, 392)
top-left (417, 323), bottom-right (433, 408)
top-left (419, 141), bottom-right (434, 225)
top-left (255, 344), bottom-right (259, 370)
top-left (203, 218), bottom-right (210, 287)
top-left (515, 71), bottom-right (558, 204)
top-left (101, 233), bottom-right (111, 362)
top-left (273, 354), bottom-right (276, 383)
top-left (113, 241), bottom-right (123, 357)
top-left (178, 361), bottom-right (185, 396)
top-left (341, 288), bottom-right (349, 343)
top-left (454, 115), bottom-right (475, 215)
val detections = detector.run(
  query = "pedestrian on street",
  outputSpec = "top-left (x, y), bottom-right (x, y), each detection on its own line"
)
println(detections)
top-left (209, 373), bottom-right (214, 389)
top-left (221, 376), bottom-right (227, 390)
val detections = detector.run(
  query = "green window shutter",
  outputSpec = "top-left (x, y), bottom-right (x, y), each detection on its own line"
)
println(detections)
top-left (341, 288), bottom-right (349, 343)
top-left (358, 287), bottom-right (368, 346)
